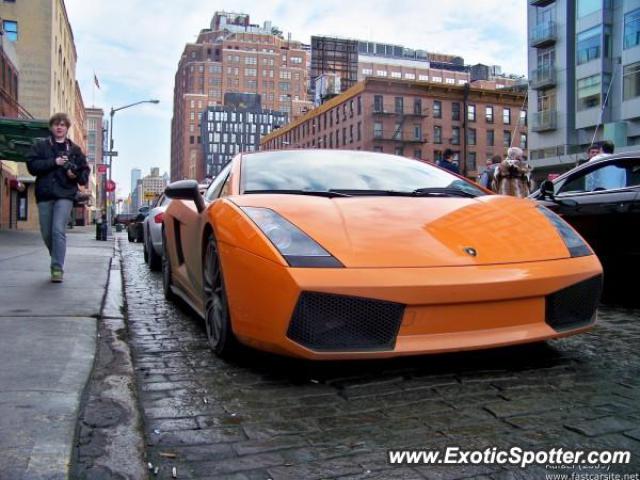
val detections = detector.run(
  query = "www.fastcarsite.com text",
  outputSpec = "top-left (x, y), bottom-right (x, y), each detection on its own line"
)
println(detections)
top-left (387, 447), bottom-right (632, 469)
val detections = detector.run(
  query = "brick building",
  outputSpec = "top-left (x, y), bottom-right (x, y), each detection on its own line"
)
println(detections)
top-left (171, 11), bottom-right (312, 181)
top-left (261, 78), bottom-right (528, 179)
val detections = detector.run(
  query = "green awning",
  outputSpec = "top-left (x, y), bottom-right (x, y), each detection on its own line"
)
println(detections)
top-left (0, 118), bottom-right (49, 162)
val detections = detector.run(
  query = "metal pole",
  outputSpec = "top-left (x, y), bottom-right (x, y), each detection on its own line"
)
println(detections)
top-left (107, 108), bottom-right (114, 237)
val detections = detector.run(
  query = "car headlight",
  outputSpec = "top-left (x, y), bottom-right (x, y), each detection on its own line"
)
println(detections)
top-left (240, 207), bottom-right (343, 268)
top-left (537, 206), bottom-right (592, 257)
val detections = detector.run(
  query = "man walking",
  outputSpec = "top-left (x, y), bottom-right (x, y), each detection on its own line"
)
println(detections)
top-left (26, 113), bottom-right (90, 282)
top-left (479, 155), bottom-right (502, 191)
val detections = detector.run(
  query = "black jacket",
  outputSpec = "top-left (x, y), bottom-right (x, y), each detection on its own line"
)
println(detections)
top-left (26, 137), bottom-right (90, 203)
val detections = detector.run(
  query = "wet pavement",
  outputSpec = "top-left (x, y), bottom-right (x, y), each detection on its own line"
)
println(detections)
top-left (120, 238), bottom-right (640, 479)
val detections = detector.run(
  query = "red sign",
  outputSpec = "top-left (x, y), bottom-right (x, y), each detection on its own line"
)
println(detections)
top-left (97, 164), bottom-right (108, 174)
top-left (105, 180), bottom-right (116, 193)
top-left (547, 173), bottom-right (560, 181)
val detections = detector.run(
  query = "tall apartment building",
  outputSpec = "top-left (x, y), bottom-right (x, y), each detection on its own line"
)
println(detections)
top-left (261, 78), bottom-right (528, 179)
top-left (0, 0), bottom-right (77, 120)
top-left (0, 0), bottom-right (81, 230)
top-left (85, 107), bottom-right (104, 218)
top-left (528, 0), bottom-right (640, 174)
top-left (130, 168), bottom-right (141, 211)
top-left (310, 36), bottom-right (523, 104)
top-left (201, 93), bottom-right (286, 176)
top-left (171, 11), bottom-right (312, 181)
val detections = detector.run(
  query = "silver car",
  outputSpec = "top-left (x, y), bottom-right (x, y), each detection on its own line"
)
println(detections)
top-left (142, 193), bottom-right (170, 270)
top-left (142, 185), bottom-right (209, 270)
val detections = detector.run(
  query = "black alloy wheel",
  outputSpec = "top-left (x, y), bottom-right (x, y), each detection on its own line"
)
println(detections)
top-left (161, 229), bottom-right (175, 300)
top-left (147, 235), bottom-right (162, 271)
top-left (203, 234), bottom-right (237, 357)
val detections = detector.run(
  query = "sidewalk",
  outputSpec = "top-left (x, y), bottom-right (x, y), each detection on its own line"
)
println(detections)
top-left (0, 227), bottom-right (113, 479)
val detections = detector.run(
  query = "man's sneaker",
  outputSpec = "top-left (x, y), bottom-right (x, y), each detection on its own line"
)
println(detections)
top-left (51, 268), bottom-right (64, 283)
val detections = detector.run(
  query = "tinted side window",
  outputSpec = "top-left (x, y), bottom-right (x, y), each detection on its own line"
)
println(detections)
top-left (558, 159), bottom-right (640, 194)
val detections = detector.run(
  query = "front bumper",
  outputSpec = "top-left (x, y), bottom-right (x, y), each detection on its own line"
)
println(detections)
top-left (219, 245), bottom-right (602, 360)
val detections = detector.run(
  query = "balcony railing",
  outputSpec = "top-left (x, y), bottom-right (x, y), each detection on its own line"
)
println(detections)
top-left (530, 20), bottom-right (557, 48)
top-left (530, 65), bottom-right (557, 89)
top-left (531, 111), bottom-right (558, 132)
top-left (373, 130), bottom-right (425, 143)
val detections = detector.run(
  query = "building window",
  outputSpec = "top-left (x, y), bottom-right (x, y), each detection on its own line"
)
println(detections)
top-left (3, 20), bottom-right (18, 41)
top-left (374, 95), bottom-right (383, 112)
top-left (623, 62), bottom-right (640, 100)
top-left (577, 74), bottom-right (602, 110)
top-left (413, 124), bottom-right (422, 140)
top-left (577, 0), bottom-right (602, 18)
top-left (624, 8), bottom-right (640, 50)
top-left (520, 133), bottom-right (528, 150)
top-left (577, 25), bottom-right (602, 65)
top-left (504, 131), bottom-right (512, 148)
top-left (434, 150), bottom-right (443, 162)
top-left (394, 96), bottom-right (404, 114)
top-left (357, 96), bottom-right (362, 115)
top-left (395, 146), bottom-right (404, 156)
top-left (376, 70), bottom-right (388, 77)
top-left (467, 104), bottom-right (476, 122)
top-left (502, 107), bottom-right (511, 125)
top-left (391, 72), bottom-right (402, 79)
top-left (452, 102), bottom-right (460, 121)
top-left (452, 127), bottom-right (460, 145)
top-left (349, 125), bottom-right (354, 143)
top-left (374, 122), bottom-right (383, 139)
top-left (433, 100), bottom-right (441, 118)
top-left (393, 122), bottom-right (401, 140)
top-left (487, 130), bottom-right (494, 146)
top-left (520, 110), bottom-right (527, 126)
top-left (467, 152), bottom-right (476, 171)
top-left (373, 146), bottom-right (383, 152)
top-left (467, 128), bottom-right (476, 145)
top-left (434, 126), bottom-right (442, 144)
top-left (414, 149), bottom-right (422, 159)
top-left (362, 68), bottom-right (373, 75)
top-left (485, 106), bottom-right (494, 123)
top-left (405, 73), bottom-right (415, 80)
top-left (357, 121), bottom-right (361, 141)
top-left (414, 98), bottom-right (423, 115)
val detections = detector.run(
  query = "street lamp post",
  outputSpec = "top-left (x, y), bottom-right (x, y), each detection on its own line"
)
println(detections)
top-left (106, 99), bottom-right (159, 237)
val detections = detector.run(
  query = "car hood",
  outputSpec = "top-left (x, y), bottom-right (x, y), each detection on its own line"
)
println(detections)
top-left (231, 194), bottom-right (571, 268)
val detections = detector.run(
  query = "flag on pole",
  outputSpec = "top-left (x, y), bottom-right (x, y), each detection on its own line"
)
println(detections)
top-left (94, 72), bottom-right (100, 89)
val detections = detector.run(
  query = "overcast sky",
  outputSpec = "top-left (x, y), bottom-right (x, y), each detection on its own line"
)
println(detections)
top-left (65, 0), bottom-right (527, 198)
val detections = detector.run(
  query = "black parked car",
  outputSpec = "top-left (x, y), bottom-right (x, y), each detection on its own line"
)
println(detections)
top-left (531, 152), bottom-right (640, 301)
top-left (127, 212), bottom-right (147, 242)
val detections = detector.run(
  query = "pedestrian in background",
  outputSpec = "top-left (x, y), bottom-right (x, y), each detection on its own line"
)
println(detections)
top-left (492, 147), bottom-right (532, 198)
top-left (26, 113), bottom-right (90, 283)
top-left (438, 148), bottom-right (460, 175)
top-left (479, 155), bottom-right (502, 191)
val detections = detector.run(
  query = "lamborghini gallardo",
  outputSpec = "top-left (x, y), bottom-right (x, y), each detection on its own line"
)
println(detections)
top-left (162, 150), bottom-right (602, 360)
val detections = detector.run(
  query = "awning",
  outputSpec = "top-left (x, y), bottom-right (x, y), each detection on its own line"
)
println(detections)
top-left (0, 117), bottom-right (50, 162)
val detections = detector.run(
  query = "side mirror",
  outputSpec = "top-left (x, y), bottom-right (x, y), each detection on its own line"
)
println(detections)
top-left (540, 180), bottom-right (555, 200)
top-left (165, 180), bottom-right (205, 213)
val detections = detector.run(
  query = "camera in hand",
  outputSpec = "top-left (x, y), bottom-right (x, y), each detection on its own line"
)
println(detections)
top-left (62, 156), bottom-right (80, 176)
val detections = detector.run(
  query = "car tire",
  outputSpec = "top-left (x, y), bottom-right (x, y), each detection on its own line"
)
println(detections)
top-left (162, 229), bottom-right (175, 301)
top-left (148, 236), bottom-right (162, 271)
top-left (203, 233), bottom-right (238, 357)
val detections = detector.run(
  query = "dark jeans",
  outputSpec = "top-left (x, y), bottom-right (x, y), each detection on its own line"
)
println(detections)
top-left (37, 199), bottom-right (73, 270)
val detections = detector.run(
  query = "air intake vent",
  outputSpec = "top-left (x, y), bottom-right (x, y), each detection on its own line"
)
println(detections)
top-left (545, 275), bottom-right (602, 331)
top-left (287, 292), bottom-right (405, 351)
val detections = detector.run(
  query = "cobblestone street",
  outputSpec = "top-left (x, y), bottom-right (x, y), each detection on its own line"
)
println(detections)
top-left (120, 238), bottom-right (640, 479)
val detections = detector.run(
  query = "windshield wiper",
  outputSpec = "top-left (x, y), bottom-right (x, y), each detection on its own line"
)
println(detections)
top-left (411, 187), bottom-right (478, 198)
top-left (243, 189), bottom-right (351, 198)
top-left (328, 189), bottom-right (413, 196)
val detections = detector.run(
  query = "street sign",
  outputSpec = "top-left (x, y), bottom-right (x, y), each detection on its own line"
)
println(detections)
top-left (104, 151), bottom-right (119, 157)
top-left (97, 164), bottom-right (108, 174)
top-left (144, 191), bottom-right (157, 201)
top-left (105, 180), bottom-right (116, 193)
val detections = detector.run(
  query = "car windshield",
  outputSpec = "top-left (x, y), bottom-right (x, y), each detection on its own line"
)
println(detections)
top-left (241, 151), bottom-right (485, 197)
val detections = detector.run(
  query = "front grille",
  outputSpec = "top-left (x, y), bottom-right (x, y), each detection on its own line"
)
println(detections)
top-left (287, 292), bottom-right (405, 351)
top-left (545, 275), bottom-right (602, 331)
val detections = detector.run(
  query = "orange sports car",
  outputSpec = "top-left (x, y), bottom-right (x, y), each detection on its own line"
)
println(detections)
top-left (162, 150), bottom-right (602, 360)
